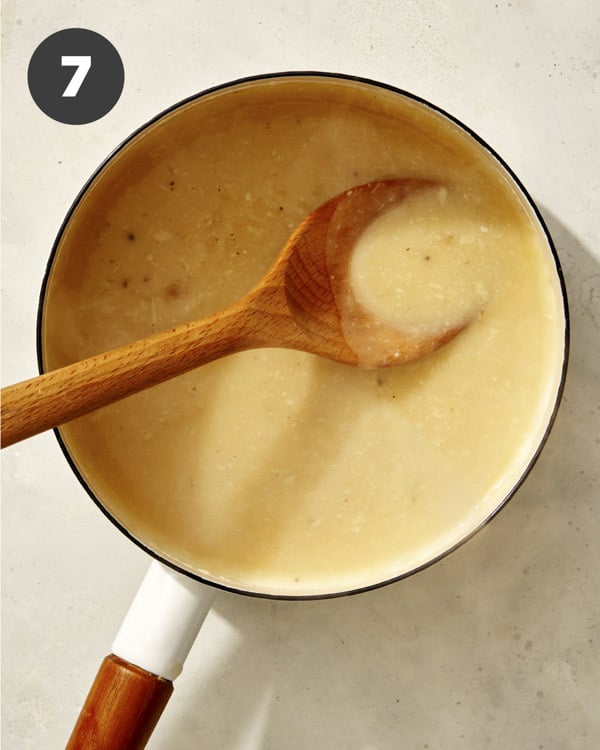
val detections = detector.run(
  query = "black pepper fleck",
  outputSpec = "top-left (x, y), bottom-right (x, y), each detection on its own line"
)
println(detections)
top-left (163, 282), bottom-right (182, 300)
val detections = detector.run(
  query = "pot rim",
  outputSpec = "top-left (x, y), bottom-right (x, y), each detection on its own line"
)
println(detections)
top-left (36, 70), bottom-right (570, 601)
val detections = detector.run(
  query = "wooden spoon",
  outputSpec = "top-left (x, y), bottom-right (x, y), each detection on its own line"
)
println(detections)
top-left (1, 179), bottom-right (464, 448)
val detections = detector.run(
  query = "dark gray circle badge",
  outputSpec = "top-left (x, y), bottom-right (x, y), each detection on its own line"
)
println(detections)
top-left (28, 28), bottom-right (124, 125)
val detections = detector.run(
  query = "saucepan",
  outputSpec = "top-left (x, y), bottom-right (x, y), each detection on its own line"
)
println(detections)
top-left (33, 72), bottom-right (568, 748)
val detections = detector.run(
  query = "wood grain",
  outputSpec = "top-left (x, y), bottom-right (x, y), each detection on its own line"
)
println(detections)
top-left (0, 286), bottom-right (298, 448)
top-left (65, 654), bottom-right (173, 750)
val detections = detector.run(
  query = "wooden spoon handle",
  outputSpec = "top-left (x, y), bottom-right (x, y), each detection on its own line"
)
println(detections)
top-left (65, 654), bottom-right (173, 750)
top-left (1, 302), bottom-right (255, 448)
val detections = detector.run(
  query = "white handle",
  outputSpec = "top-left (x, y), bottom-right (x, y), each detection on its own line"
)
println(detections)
top-left (111, 561), bottom-right (215, 681)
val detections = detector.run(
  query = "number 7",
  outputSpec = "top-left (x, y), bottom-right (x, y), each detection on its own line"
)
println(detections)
top-left (61, 55), bottom-right (92, 97)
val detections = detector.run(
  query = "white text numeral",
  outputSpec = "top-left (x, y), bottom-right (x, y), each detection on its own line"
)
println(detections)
top-left (61, 55), bottom-right (91, 97)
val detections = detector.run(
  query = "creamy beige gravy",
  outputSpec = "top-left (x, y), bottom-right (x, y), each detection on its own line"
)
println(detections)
top-left (350, 186), bottom-right (493, 334)
top-left (42, 77), bottom-right (565, 596)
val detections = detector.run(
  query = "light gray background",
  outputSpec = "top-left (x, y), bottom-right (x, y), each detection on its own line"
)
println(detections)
top-left (2, 1), bottom-right (599, 748)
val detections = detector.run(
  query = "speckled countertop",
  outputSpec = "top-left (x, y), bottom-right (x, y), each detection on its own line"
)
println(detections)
top-left (2, 1), bottom-right (599, 748)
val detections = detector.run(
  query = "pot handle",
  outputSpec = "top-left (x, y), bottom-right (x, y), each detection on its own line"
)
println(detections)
top-left (66, 561), bottom-right (215, 749)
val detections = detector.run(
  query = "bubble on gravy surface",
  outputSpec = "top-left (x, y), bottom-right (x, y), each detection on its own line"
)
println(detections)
top-left (42, 77), bottom-right (565, 596)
